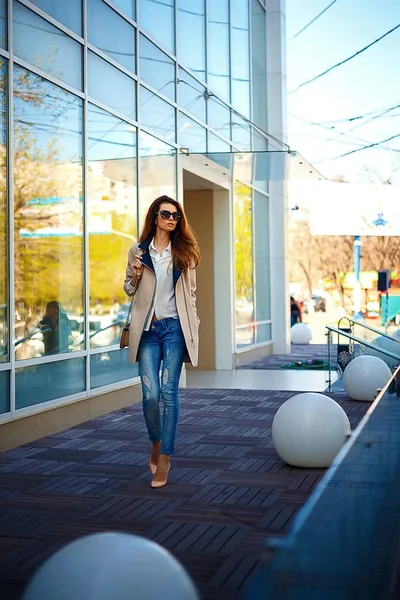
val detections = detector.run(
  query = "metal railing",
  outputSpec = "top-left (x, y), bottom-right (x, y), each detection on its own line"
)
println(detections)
top-left (325, 324), bottom-right (400, 391)
top-left (243, 365), bottom-right (400, 599)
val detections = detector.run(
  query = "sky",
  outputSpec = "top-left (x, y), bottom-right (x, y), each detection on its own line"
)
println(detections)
top-left (286, 0), bottom-right (400, 184)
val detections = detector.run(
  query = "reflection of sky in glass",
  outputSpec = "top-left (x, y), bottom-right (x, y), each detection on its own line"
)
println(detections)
top-left (251, 0), bottom-right (267, 132)
top-left (177, 0), bottom-right (205, 79)
top-left (14, 65), bottom-right (82, 161)
top-left (232, 114), bottom-right (251, 150)
top-left (208, 97), bottom-right (231, 140)
top-left (14, 2), bottom-right (82, 90)
top-left (230, 0), bottom-right (250, 118)
top-left (207, 0), bottom-right (230, 100)
top-left (208, 132), bottom-right (231, 153)
top-left (139, 0), bottom-right (174, 53)
top-left (140, 86), bottom-right (176, 143)
top-left (178, 68), bottom-right (206, 122)
top-left (87, 104), bottom-right (136, 163)
top-left (88, 0), bottom-right (136, 72)
top-left (29, 0), bottom-right (82, 35)
top-left (139, 34), bottom-right (175, 100)
top-left (179, 113), bottom-right (206, 153)
top-left (139, 131), bottom-right (176, 227)
top-left (112, 0), bottom-right (136, 20)
top-left (88, 51), bottom-right (136, 119)
top-left (0, 0), bottom-right (6, 49)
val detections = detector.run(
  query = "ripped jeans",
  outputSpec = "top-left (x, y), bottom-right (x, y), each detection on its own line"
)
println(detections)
top-left (137, 317), bottom-right (185, 455)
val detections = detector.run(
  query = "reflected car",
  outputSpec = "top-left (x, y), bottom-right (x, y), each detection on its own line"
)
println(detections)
top-left (312, 295), bottom-right (326, 312)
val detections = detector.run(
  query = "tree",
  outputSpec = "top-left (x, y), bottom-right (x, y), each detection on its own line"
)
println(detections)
top-left (234, 183), bottom-right (253, 307)
top-left (289, 214), bottom-right (354, 307)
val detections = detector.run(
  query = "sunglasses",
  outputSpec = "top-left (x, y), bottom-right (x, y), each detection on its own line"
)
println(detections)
top-left (157, 210), bottom-right (181, 221)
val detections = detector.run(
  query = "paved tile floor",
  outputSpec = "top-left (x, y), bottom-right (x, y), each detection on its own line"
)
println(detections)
top-left (0, 387), bottom-right (368, 600)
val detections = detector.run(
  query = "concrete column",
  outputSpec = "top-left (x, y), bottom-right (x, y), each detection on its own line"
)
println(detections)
top-left (213, 189), bottom-right (235, 369)
top-left (266, 0), bottom-right (290, 354)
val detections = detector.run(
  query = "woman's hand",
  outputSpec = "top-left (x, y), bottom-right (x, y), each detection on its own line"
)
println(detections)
top-left (131, 254), bottom-right (144, 282)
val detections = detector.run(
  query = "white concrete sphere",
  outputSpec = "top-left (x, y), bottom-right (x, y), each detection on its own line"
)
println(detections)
top-left (343, 355), bottom-right (392, 402)
top-left (370, 335), bottom-right (400, 370)
top-left (272, 393), bottom-right (351, 468)
top-left (23, 533), bottom-right (199, 600)
top-left (291, 323), bottom-right (312, 345)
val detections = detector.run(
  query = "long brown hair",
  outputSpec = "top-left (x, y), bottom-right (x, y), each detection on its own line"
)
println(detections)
top-left (139, 196), bottom-right (200, 270)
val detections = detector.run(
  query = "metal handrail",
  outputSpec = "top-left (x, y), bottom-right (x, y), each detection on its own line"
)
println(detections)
top-left (326, 325), bottom-right (400, 361)
top-left (325, 324), bottom-right (400, 391)
top-left (347, 318), bottom-right (400, 343)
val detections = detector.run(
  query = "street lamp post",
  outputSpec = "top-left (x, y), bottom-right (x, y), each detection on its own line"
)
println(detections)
top-left (353, 235), bottom-right (363, 320)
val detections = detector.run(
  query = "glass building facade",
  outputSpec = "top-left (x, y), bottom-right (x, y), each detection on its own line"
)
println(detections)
top-left (0, 0), bottom-right (282, 423)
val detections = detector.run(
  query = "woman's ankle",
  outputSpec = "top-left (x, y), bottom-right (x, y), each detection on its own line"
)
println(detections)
top-left (158, 453), bottom-right (170, 467)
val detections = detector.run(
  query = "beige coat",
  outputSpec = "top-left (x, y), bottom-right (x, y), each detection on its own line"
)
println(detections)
top-left (123, 238), bottom-right (200, 367)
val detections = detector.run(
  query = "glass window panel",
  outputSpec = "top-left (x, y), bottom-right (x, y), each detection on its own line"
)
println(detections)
top-left (13, 66), bottom-right (84, 360)
top-left (253, 128), bottom-right (268, 152)
top-left (234, 182), bottom-right (254, 349)
top-left (139, 131), bottom-right (176, 227)
top-left (253, 152), bottom-right (269, 191)
top-left (208, 132), bottom-right (231, 153)
top-left (0, 0), bottom-right (6, 49)
top-left (140, 86), bottom-right (175, 143)
top-left (230, 0), bottom-right (250, 118)
top-left (88, 0), bottom-right (135, 72)
top-left (178, 68), bottom-right (206, 122)
top-left (88, 51), bottom-right (136, 119)
top-left (0, 59), bottom-right (7, 363)
top-left (208, 97), bottom-right (230, 139)
top-left (13, 2), bottom-right (82, 90)
top-left (111, 0), bottom-right (135, 19)
top-left (90, 348), bottom-right (139, 388)
top-left (139, 34), bottom-right (175, 100)
top-left (207, 0), bottom-right (229, 100)
top-left (87, 104), bottom-right (137, 346)
top-left (232, 114), bottom-right (251, 150)
top-left (251, 0), bottom-right (267, 131)
top-left (177, 0), bottom-right (205, 80)
top-left (256, 322), bottom-right (271, 345)
top-left (0, 370), bottom-right (9, 413)
top-left (15, 357), bottom-right (86, 409)
top-left (236, 324), bottom-right (255, 349)
top-left (254, 191), bottom-right (270, 322)
top-left (179, 113), bottom-right (206, 153)
top-left (29, 0), bottom-right (82, 35)
top-left (139, 0), bottom-right (174, 53)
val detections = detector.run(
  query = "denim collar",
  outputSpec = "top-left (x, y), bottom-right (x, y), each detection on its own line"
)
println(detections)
top-left (138, 236), bottom-right (182, 287)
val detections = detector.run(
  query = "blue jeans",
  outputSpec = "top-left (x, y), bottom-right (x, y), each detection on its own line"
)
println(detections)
top-left (137, 317), bottom-right (185, 455)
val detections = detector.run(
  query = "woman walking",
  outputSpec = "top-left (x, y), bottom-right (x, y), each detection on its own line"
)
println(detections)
top-left (123, 195), bottom-right (200, 488)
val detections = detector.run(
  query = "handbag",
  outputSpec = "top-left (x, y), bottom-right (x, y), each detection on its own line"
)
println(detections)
top-left (119, 281), bottom-right (140, 349)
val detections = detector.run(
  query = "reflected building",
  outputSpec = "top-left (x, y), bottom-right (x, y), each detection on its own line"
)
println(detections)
top-left (0, 0), bottom-right (316, 446)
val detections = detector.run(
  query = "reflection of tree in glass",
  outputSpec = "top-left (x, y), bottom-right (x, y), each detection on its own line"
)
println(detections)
top-left (234, 183), bottom-right (253, 305)
top-left (0, 58), bottom-right (6, 360)
top-left (13, 66), bottom-right (83, 348)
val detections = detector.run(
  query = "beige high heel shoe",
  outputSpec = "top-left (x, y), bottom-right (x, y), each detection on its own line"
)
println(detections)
top-left (151, 464), bottom-right (170, 489)
top-left (149, 461), bottom-right (158, 475)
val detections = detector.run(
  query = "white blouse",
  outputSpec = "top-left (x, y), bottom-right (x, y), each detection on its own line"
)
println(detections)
top-left (143, 239), bottom-right (178, 330)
